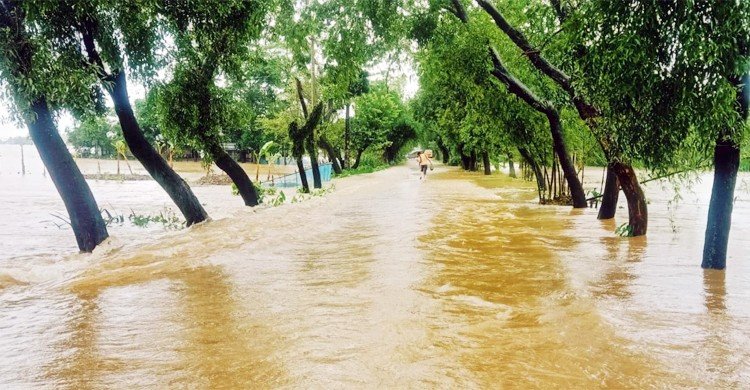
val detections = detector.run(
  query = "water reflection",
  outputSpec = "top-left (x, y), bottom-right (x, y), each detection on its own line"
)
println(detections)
top-left (703, 270), bottom-right (726, 313)
top-left (47, 260), bottom-right (285, 388)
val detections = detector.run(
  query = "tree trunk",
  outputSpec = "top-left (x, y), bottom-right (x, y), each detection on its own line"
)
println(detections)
top-left (209, 142), bottom-right (259, 206)
top-left (460, 152), bottom-right (471, 170)
top-left (27, 99), bottom-right (108, 252)
top-left (702, 74), bottom-right (748, 269)
top-left (344, 103), bottom-right (351, 169)
top-left (296, 156), bottom-right (309, 193)
top-left (469, 151), bottom-right (478, 171)
top-left (546, 111), bottom-right (587, 208)
top-left (487, 48), bottom-right (586, 208)
top-left (598, 163), bottom-right (619, 218)
top-left (107, 72), bottom-right (209, 225)
top-left (482, 151), bottom-right (491, 175)
top-left (519, 147), bottom-right (545, 203)
top-left (352, 149), bottom-right (365, 169)
top-left (702, 140), bottom-right (740, 269)
top-left (306, 139), bottom-right (322, 188)
top-left (508, 153), bottom-right (516, 178)
top-left (318, 136), bottom-right (342, 174)
top-left (20, 144), bottom-right (25, 175)
top-left (437, 139), bottom-right (450, 164)
top-left (611, 161), bottom-right (648, 236)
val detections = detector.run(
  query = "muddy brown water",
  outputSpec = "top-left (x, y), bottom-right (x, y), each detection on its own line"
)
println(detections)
top-left (1, 145), bottom-right (749, 388)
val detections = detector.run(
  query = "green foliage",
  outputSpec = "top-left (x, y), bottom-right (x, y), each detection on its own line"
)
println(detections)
top-left (336, 151), bottom-right (390, 177)
top-left (67, 115), bottom-right (119, 157)
top-left (571, 0), bottom-right (750, 173)
top-left (615, 223), bottom-right (634, 238)
top-left (100, 207), bottom-right (184, 230)
top-left (351, 83), bottom-right (414, 160)
top-left (291, 183), bottom-right (336, 203)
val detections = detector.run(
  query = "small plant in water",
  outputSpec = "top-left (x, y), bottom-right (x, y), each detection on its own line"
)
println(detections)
top-left (615, 223), bottom-right (634, 237)
top-left (292, 184), bottom-right (335, 203)
top-left (127, 208), bottom-right (185, 230)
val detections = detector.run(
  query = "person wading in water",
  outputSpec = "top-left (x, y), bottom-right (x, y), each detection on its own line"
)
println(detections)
top-left (416, 151), bottom-right (432, 180)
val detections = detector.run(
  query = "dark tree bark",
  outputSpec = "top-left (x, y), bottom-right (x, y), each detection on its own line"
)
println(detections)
top-left (449, 0), bottom-right (469, 23)
top-left (288, 122), bottom-right (310, 193)
top-left (702, 73), bottom-right (748, 269)
top-left (437, 138), bottom-right (450, 164)
top-left (460, 152), bottom-right (471, 170)
top-left (598, 163), bottom-right (619, 219)
top-left (109, 72), bottom-right (210, 222)
top-left (702, 141), bottom-right (740, 269)
top-left (296, 157), bottom-right (310, 193)
top-left (488, 48), bottom-right (587, 208)
top-left (611, 162), bottom-right (648, 236)
top-left (306, 138), bottom-right (322, 188)
top-left (508, 153), bottom-right (517, 178)
top-left (207, 141), bottom-right (259, 206)
top-left (469, 151), bottom-right (478, 171)
top-left (295, 78), bottom-right (321, 188)
top-left (519, 147), bottom-right (545, 203)
top-left (318, 135), bottom-right (342, 174)
top-left (352, 148), bottom-right (366, 169)
top-left (549, 0), bottom-right (568, 23)
top-left (1, 3), bottom-right (107, 252)
top-left (28, 99), bottom-right (109, 251)
top-left (478, 0), bottom-right (648, 219)
top-left (478, 0), bottom-right (598, 122)
top-left (80, 26), bottom-right (208, 225)
top-left (482, 151), bottom-right (491, 175)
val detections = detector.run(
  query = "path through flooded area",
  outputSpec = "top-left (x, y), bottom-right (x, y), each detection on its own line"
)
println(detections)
top-left (1, 162), bottom-right (749, 388)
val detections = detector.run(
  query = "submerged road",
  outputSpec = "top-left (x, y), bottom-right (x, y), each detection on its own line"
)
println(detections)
top-left (1, 164), bottom-right (749, 388)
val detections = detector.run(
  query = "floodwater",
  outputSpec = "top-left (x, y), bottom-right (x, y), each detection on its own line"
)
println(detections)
top-left (1, 144), bottom-right (750, 388)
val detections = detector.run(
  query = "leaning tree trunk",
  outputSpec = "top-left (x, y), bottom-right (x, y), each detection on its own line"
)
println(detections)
top-left (487, 47), bottom-right (587, 208)
top-left (108, 71), bottom-right (209, 225)
top-left (27, 99), bottom-right (108, 252)
top-left (477, 1), bottom-right (626, 211)
top-left (208, 142), bottom-right (259, 206)
top-left (508, 153), bottom-right (516, 178)
top-left (482, 151), bottom-right (491, 175)
top-left (546, 112), bottom-right (587, 208)
top-left (296, 156), bottom-right (310, 193)
top-left (598, 163), bottom-right (619, 219)
top-left (352, 148), bottom-right (366, 169)
top-left (318, 136), bottom-right (342, 174)
top-left (611, 162), bottom-right (648, 236)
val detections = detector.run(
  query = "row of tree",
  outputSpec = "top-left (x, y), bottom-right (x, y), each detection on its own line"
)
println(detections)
top-left (0, 0), bottom-right (416, 252)
top-left (409, 0), bottom-right (747, 270)
top-left (2, 0), bottom-right (748, 270)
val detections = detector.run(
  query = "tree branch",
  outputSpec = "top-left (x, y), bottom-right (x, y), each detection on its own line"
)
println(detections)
top-left (477, 0), bottom-right (600, 121)
top-left (488, 47), bottom-right (551, 115)
top-left (550, 0), bottom-right (568, 24)
top-left (477, 0), bottom-right (571, 92)
top-left (295, 77), bottom-right (309, 119)
top-left (449, 0), bottom-right (469, 23)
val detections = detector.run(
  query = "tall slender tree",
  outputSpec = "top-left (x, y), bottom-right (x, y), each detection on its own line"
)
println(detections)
top-left (24, 0), bottom-right (209, 225)
top-left (0, 0), bottom-right (108, 252)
